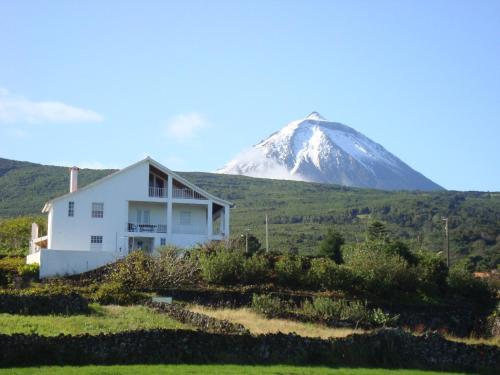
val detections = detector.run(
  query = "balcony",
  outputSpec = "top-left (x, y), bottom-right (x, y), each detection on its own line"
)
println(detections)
top-left (149, 186), bottom-right (167, 198)
top-left (127, 222), bottom-right (167, 233)
top-left (173, 188), bottom-right (205, 200)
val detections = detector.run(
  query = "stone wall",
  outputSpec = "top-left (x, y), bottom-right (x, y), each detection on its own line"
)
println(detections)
top-left (146, 301), bottom-right (249, 335)
top-left (0, 291), bottom-right (89, 315)
top-left (0, 328), bottom-right (497, 372)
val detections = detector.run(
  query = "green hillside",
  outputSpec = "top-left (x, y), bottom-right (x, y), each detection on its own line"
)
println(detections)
top-left (1, 157), bottom-right (499, 268)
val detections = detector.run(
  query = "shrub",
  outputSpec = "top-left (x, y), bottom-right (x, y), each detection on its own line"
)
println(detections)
top-left (301, 296), bottom-right (344, 321)
top-left (0, 256), bottom-right (25, 286)
top-left (344, 244), bottom-right (417, 297)
top-left (275, 255), bottom-right (304, 287)
top-left (318, 229), bottom-right (344, 264)
top-left (300, 297), bottom-right (376, 327)
top-left (447, 264), bottom-right (496, 310)
top-left (415, 251), bottom-right (448, 295)
top-left (199, 249), bottom-right (244, 284)
top-left (341, 299), bottom-right (371, 325)
top-left (153, 246), bottom-right (200, 289)
top-left (108, 251), bottom-right (154, 291)
top-left (384, 241), bottom-right (418, 266)
top-left (371, 308), bottom-right (399, 327)
top-left (92, 281), bottom-right (148, 305)
top-left (17, 263), bottom-right (39, 280)
top-left (233, 233), bottom-right (262, 255)
top-left (251, 293), bottom-right (290, 318)
top-left (307, 258), bottom-right (355, 291)
top-left (242, 255), bottom-right (269, 284)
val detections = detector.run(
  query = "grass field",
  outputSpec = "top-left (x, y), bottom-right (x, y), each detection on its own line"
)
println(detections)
top-left (0, 304), bottom-right (192, 336)
top-left (188, 305), bottom-right (367, 339)
top-left (0, 365), bottom-right (467, 375)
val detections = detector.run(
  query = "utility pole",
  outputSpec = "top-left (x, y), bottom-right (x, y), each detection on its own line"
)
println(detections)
top-left (265, 214), bottom-right (269, 253)
top-left (245, 228), bottom-right (250, 254)
top-left (442, 217), bottom-right (450, 267)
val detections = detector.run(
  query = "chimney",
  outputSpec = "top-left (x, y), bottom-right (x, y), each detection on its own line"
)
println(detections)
top-left (31, 222), bottom-right (39, 240)
top-left (70, 166), bottom-right (79, 193)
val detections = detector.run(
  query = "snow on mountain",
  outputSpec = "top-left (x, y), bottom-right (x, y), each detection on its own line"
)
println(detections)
top-left (217, 112), bottom-right (443, 191)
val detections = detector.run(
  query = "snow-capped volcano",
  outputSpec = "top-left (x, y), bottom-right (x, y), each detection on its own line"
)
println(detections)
top-left (218, 112), bottom-right (443, 191)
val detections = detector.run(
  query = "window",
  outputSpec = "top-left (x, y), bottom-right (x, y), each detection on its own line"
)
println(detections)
top-left (68, 201), bottom-right (74, 217)
top-left (180, 211), bottom-right (191, 225)
top-left (160, 238), bottom-right (166, 246)
top-left (92, 202), bottom-right (104, 218)
top-left (135, 209), bottom-right (150, 224)
top-left (90, 235), bottom-right (103, 250)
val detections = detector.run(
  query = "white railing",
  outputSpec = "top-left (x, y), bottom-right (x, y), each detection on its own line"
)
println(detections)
top-left (172, 188), bottom-right (205, 200)
top-left (127, 223), bottom-right (167, 233)
top-left (149, 186), bottom-right (167, 198)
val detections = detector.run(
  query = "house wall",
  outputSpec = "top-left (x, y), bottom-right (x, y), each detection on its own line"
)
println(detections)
top-left (49, 161), bottom-right (150, 252)
top-left (47, 162), bottom-right (226, 253)
top-left (27, 249), bottom-right (122, 278)
top-left (127, 202), bottom-right (167, 225)
top-left (172, 203), bottom-right (207, 235)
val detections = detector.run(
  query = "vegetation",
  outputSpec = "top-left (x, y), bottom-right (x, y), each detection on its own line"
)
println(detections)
top-left (108, 247), bottom-right (199, 292)
top-left (251, 294), bottom-right (398, 328)
top-left (0, 216), bottom-right (46, 255)
top-left (1, 158), bottom-right (499, 269)
top-left (0, 365), bottom-right (467, 375)
top-left (189, 304), bottom-right (367, 339)
top-left (199, 249), bottom-right (243, 284)
top-left (318, 229), bottom-right (345, 263)
top-left (0, 304), bottom-right (192, 336)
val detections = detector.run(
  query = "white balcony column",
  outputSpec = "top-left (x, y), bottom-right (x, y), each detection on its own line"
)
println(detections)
top-left (207, 200), bottom-right (213, 240)
top-left (167, 175), bottom-right (173, 237)
top-left (224, 205), bottom-right (230, 238)
top-left (219, 209), bottom-right (225, 234)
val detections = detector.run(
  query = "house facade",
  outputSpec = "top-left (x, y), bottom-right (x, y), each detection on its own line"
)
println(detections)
top-left (27, 157), bottom-right (232, 278)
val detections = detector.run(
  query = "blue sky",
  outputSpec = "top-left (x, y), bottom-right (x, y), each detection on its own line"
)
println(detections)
top-left (0, 0), bottom-right (499, 191)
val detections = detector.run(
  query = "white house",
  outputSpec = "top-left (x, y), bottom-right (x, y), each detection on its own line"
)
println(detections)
top-left (27, 157), bottom-right (232, 278)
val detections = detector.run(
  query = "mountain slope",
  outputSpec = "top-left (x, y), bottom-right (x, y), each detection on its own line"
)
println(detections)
top-left (0, 157), bottom-right (498, 267)
top-left (218, 112), bottom-right (442, 191)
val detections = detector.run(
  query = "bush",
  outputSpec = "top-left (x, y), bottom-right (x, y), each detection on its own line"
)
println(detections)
top-left (301, 296), bottom-right (344, 321)
top-left (447, 264), bottom-right (496, 310)
top-left (275, 255), bottom-right (304, 287)
top-left (300, 297), bottom-right (380, 327)
top-left (371, 308), bottom-right (399, 327)
top-left (92, 282), bottom-right (148, 305)
top-left (153, 246), bottom-right (200, 289)
top-left (318, 229), bottom-right (344, 264)
top-left (199, 249), bottom-right (244, 284)
top-left (251, 293), bottom-right (290, 318)
top-left (307, 258), bottom-right (356, 291)
top-left (17, 263), bottom-right (39, 280)
top-left (0, 256), bottom-right (26, 286)
top-left (107, 251), bottom-right (154, 291)
top-left (415, 251), bottom-right (448, 295)
top-left (242, 255), bottom-right (269, 284)
top-left (233, 233), bottom-right (262, 255)
top-left (343, 244), bottom-right (417, 297)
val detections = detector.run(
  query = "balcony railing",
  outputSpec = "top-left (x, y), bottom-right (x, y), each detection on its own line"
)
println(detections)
top-left (173, 188), bottom-right (205, 200)
top-left (127, 223), bottom-right (167, 233)
top-left (149, 186), bottom-right (167, 198)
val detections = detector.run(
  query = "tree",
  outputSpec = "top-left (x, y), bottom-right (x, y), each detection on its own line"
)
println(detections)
top-left (234, 233), bottom-right (261, 255)
top-left (319, 229), bottom-right (345, 264)
top-left (368, 221), bottom-right (389, 242)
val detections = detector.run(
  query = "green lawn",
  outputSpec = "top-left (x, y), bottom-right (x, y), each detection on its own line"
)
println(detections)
top-left (0, 365), bottom-right (467, 375)
top-left (0, 304), bottom-right (192, 336)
